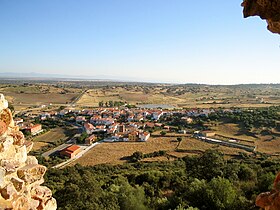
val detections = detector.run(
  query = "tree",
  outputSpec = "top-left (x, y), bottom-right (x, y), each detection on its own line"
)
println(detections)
top-left (205, 177), bottom-right (237, 210)
top-left (109, 100), bottom-right (114, 107)
top-left (130, 151), bottom-right (144, 162)
top-left (176, 137), bottom-right (182, 149)
top-left (98, 101), bottom-right (104, 107)
top-left (160, 131), bottom-right (166, 136)
top-left (118, 182), bottom-right (148, 210)
top-left (77, 132), bottom-right (88, 144)
top-left (8, 103), bottom-right (15, 114)
top-left (184, 149), bottom-right (225, 180)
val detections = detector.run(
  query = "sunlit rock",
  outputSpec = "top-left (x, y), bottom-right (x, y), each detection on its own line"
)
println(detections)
top-left (0, 94), bottom-right (57, 209)
top-left (256, 172), bottom-right (280, 209)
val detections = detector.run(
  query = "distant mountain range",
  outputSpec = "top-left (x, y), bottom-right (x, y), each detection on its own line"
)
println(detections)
top-left (0, 72), bottom-right (279, 86)
top-left (0, 72), bottom-right (148, 82)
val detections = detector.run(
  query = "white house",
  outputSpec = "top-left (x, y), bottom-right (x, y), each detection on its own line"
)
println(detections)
top-left (90, 117), bottom-right (115, 126)
top-left (139, 132), bottom-right (150, 141)
top-left (152, 111), bottom-right (164, 121)
top-left (76, 116), bottom-right (86, 123)
top-left (83, 122), bottom-right (95, 134)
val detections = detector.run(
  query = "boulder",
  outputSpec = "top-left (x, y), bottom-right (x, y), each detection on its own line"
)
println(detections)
top-left (11, 177), bottom-right (25, 192)
top-left (31, 185), bottom-right (53, 202)
top-left (0, 183), bottom-right (17, 200)
top-left (0, 120), bottom-right (7, 136)
top-left (17, 164), bottom-right (47, 184)
top-left (0, 108), bottom-right (14, 127)
top-left (0, 94), bottom-right (8, 111)
top-left (26, 156), bottom-right (39, 165)
top-left (12, 195), bottom-right (30, 210)
top-left (10, 130), bottom-right (25, 146)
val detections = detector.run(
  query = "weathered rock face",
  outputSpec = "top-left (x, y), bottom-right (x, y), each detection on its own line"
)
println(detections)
top-left (242, 0), bottom-right (280, 34)
top-left (0, 94), bottom-right (56, 210)
top-left (256, 172), bottom-right (280, 210)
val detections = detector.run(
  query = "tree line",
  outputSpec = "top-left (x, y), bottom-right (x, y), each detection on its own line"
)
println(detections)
top-left (45, 149), bottom-right (278, 210)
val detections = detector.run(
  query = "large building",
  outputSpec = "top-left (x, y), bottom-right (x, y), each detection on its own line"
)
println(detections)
top-left (60, 145), bottom-right (81, 158)
top-left (25, 124), bottom-right (43, 135)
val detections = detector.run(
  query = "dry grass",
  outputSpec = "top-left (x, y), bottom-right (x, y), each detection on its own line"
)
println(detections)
top-left (73, 137), bottom-right (178, 166)
top-left (210, 123), bottom-right (280, 154)
top-left (255, 135), bottom-right (280, 154)
top-left (76, 88), bottom-right (184, 107)
top-left (76, 86), bottom-right (280, 108)
top-left (73, 136), bottom-right (251, 166)
top-left (1, 85), bottom-right (81, 109)
top-left (33, 128), bottom-right (71, 143)
top-left (32, 142), bottom-right (49, 151)
top-left (211, 123), bottom-right (257, 142)
top-left (6, 92), bottom-right (78, 106)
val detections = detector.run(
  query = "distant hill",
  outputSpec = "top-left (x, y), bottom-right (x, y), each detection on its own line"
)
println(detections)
top-left (0, 72), bottom-right (101, 80)
top-left (0, 72), bottom-right (157, 83)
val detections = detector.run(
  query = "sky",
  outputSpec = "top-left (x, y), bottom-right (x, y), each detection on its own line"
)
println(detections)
top-left (0, 0), bottom-right (279, 84)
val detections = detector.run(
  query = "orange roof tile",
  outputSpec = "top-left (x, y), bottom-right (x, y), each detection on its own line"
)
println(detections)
top-left (63, 145), bottom-right (80, 153)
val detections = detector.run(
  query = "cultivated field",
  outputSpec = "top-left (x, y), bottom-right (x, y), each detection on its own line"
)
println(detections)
top-left (0, 84), bottom-right (81, 110)
top-left (32, 141), bottom-right (49, 151)
top-left (211, 123), bottom-right (257, 142)
top-left (72, 136), bottom-right (250, 166)
top-left (33, 127), bottom-right (74, 143)
top-left (73, 121), bottom-right (280, 166)
top-left (210, 122), bottom-right (280, 154)
top-left (76, 88), bottom-right (184, 107)
top-left (1, 81), bottom-right (280, 109)
top-left (32, 127), bottom-right (75, 151)
top-left (76, 84), bottom-right (280, 108)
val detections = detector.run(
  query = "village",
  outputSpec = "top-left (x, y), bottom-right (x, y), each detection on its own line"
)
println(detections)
top-left (15, 106), bottom-right (217, 161)
top-left (12, 103), bottom-right (259, 168)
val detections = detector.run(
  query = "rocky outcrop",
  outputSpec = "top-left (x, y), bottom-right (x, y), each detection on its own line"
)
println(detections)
top-left (256, 172), bottom-right (280, 210)
top-left (0, 94), bottom-right (56, 210)
top-left (242, 0), bottom-right (280, 34)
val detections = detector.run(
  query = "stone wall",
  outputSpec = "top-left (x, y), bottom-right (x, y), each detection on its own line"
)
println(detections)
top-left (0, 94), bottom-right (56, 209)
top-left (242, 0), bottom-right (280, 34)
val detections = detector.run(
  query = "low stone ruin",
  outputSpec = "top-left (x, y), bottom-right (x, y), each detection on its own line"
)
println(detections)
top-left (0, 94), bottom-right (56, 209)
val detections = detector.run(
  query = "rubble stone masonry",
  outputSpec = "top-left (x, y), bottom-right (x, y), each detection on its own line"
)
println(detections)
top-left (0, 94), bottom-right (56, 210)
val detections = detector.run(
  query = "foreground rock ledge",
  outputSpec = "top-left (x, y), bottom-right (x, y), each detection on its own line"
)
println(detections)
top-left (242, 0), bottom-right (280, 34)
top-left (0, 94), bottom-right (56, 210)
top-left (256, 172), bottom-right (280, 210)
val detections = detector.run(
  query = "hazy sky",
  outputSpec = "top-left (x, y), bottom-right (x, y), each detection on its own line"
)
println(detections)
top-left (0, 0), bottom-right (279, 84)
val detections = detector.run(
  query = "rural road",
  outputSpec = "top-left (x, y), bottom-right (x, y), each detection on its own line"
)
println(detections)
top-left (42, 143), bottom-right (72, 158)
top-left (196, 136), bottom-right (256, 152)
top-left (68, 89), bottom-right (87, 106)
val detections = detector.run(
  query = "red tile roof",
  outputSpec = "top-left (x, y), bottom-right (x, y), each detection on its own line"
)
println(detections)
top-left (63, 145), bottom-right (80, 153)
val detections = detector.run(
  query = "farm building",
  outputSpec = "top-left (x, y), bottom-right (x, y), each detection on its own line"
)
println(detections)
top-left (60, 145), bottom-right (81, 158)
top-left (201, 131), bottom-right (216, 137)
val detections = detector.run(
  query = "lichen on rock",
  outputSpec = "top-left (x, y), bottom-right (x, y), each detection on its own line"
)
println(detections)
top-left (242, 0), bottom-right (280, 34)
top-left (0, 94), bottom-right (56, 210)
